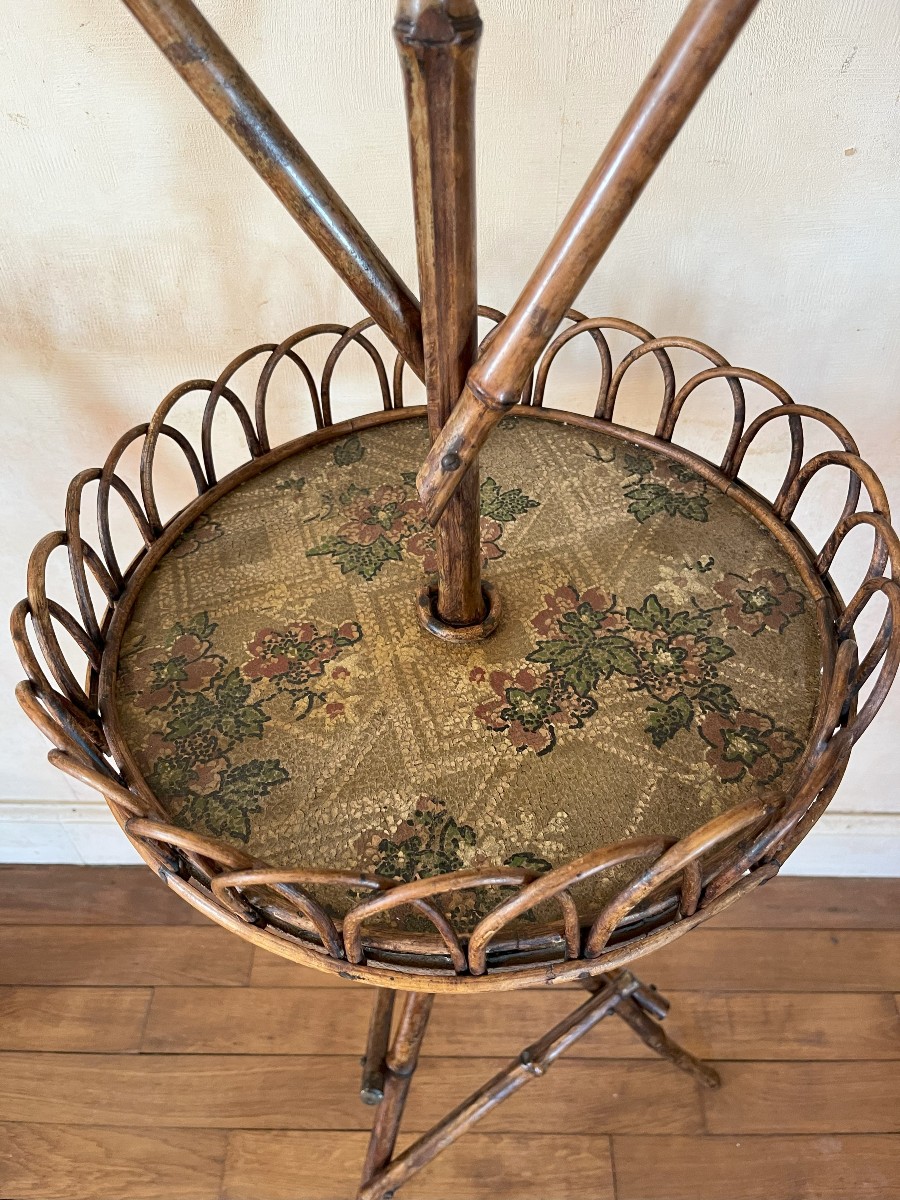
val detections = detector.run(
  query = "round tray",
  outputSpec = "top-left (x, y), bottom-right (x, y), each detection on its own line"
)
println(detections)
top-left (14, 311), bottom-right (900, 991)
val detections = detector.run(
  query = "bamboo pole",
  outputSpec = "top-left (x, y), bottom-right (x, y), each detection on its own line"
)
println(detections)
top-left (360, 989), bottom-right (396, 1106)
top-left (358, 978), bottom-right (632, 1200)
top-left (395, 0), bottom-right (485, 627)
top-left (121, 0), bottom-right (425, 378)
top-left (359, 992), bottom-right (434, 1190)
top-left (417, 0), bottom-right (761, 522)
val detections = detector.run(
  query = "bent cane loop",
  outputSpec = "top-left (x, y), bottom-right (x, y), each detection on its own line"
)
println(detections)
top-left (417, 0), bottom-right (761, 523)
top-left (121, 0), bottom-right (425, 378)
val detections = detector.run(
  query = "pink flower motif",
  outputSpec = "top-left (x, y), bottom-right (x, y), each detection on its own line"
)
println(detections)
top-left (531, 584), bottom-right (618, 637)
top-left (325, 701), bottom-right (345, 718)
top-left (119, 632), bottom-right (221, 712)
top-left (244, 622), bottom-right (320, 680)
top-left (338, 485), bottom-right (422, 547)
top-left (170, 514), bottom-right (223, 559)
top-left (715, 568), bottom-right (806, 636)
top-left (699, 708), bottom-right (802, 785)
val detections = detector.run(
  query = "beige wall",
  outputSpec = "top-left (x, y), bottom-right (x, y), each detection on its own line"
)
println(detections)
top-left (1, 0), bottom-right (898, 869)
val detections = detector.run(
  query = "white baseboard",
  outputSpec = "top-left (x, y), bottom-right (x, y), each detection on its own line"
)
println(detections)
top-left (0, 800), bottom-right (898, 874)
top-left (0, 800), bottom-right (143, 865)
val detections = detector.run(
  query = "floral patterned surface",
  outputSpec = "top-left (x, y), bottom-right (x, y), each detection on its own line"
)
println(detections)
top-left (114, 414), bottom-right (824, 925)
top-left (470, 580), bottom-right (804, 776)
top-left (119, 613), bottom-right (360, 842)
top-left (304, 434), bottom-right (538, 581)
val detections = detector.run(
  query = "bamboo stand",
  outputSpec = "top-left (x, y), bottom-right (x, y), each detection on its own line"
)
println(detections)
top-left (13, 2), bottom-right (900, 1198)
top-left (357, 971), bottom-right (717, 1200)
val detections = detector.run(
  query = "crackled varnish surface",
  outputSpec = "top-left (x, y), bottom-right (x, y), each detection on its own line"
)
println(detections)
top-left (112, 414), bottom-right (823, 921)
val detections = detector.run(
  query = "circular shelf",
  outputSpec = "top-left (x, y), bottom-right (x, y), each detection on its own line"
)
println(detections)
top-left (14, 312), bottom-right (900, 990)
top-left (108, 410), bottom-right (825, 930)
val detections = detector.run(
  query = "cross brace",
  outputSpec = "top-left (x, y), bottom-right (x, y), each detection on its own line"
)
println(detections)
top-left (356, 970), bottom-right (719, 1200)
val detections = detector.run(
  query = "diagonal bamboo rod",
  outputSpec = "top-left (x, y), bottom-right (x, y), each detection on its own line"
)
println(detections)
top-left (121, 0), bottom-right (425, 378)
top-left (357, 976), bottom-right (635, 1200)
top-left (417, 0), bottom-right (761, 523)
top-left (395, 0), bottom-right (485, 628)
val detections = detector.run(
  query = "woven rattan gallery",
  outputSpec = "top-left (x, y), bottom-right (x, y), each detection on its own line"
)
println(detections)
top-left (13, 2), bottom-right (900, 1196)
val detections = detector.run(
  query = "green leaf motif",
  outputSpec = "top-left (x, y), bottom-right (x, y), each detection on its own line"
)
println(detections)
top-left (626, 594), bottom-right (669, 631)
top-left (645, 693), bottom-right (693, 748)
top-left (563, 657), bottom-right (599, 698)
top-left (307, 534), bottom-right (402, 580)
top-left (671, 493), bottom-right (710, 523)
top-left (528, 632), bottom-right (639, 696)
top-left (219, 757), bottom-right (289, 799)
top-left (696, 682), bottom-right (740, 715)
top-left (623, 481), bottom-right (710, 524)
top-left (165, 692), bottom-right (217, 741)
top-left (276, 475), bottom-right (306, 495)
top-left (667, 608), bottom-right (711, 637)
top-left (215, 670), bottom-right (268, 741)
top-left (701, 637), bottom-right (734, 665)
top-left (589, 636), bottom-right (641, 680)
top-left (624, 482), bottom-right (672, 523)
top-left (623, 450), bottom-right (653, 478)
top-left (528, 640), bottom-right (583, 669)
top-left (504, 851), bottom-right (553, 873)
top-left (174, 612), bottom-right (217, 641)
top-left (480, 476), bottom-right (539, 523)
top-left (333, 434), bottom-right (364, 466)
top-left (149, 754), bottom-right (196, 798)
top-left (338, 482), bottom-right (369, 505)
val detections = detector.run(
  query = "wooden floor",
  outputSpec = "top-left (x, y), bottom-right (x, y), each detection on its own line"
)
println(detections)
top-left (0, 870), bottom-right (898, 1199)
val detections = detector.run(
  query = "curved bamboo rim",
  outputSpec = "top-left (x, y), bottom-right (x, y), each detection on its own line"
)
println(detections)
top-left (12, 310), bottom-right (898, 991)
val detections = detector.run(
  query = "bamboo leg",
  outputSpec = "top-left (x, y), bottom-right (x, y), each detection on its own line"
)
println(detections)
top-left (418, 0), bottom-right (762, 523)
top-left (121, 0), bottom-right (424, 378)
top-left (360, 989), bottom-right (396, 1106)
top-left (359, 991), bottom-right (434, 1190)
top-left (615, 993), bottom-right (721, 1089)
top-left (395, 1), bottom-right (486, 631)
top-left (586, 971), bottom-right (721, 1089)
top-left (357, 975), bottom-right (637, 1200)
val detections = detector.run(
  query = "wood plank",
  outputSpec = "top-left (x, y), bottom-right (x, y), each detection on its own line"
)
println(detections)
top-left (0, 1052), bottom-right (703, 1134)
top-left (142, 986), bottom-right (900, 1061)
top-left (0, 927), bottom-right (252, 987)
top-left (612, 1134), bottom-right (900, 1200)
top-left (632, 930), bottom-right (900, 992)
top-left (704, 876), bottom-right (900, 930)
top-left (223, 1131), bottom-right (614, 1200)
top-left (0, 1122), bottom-right (225, 1200)
top-left (0, 866), bottom-right (207, 925)
top-left (249, 952), bottom-right (350, 986)
top-left (705, 1061), bottom-right (900, 1134)
top-left (251, 929), bottom-right (900, 991)
top-left (0, 987), bottom-right (150, 1052)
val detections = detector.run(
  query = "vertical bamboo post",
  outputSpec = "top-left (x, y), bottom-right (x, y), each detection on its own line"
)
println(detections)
top-left (395, 0), bottom-right (486, 631)
top-left (359, 991), bottom-right (434, 1190)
